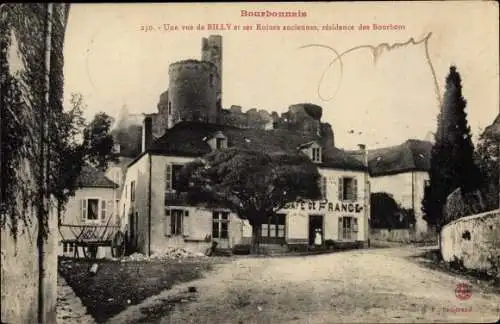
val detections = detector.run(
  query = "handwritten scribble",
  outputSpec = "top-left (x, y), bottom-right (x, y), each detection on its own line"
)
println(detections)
top-left (299, 32), bottom-right (442, 107)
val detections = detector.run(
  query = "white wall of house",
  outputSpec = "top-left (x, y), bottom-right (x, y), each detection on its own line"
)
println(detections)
top-left (58, 187), bottom-right (117, 258)
top-left (120, 153), bottom-right (370, 254)
top-left (119, 154), bottom-right (151, 254)
top-left (370, 171), bottom-right (429, 238)
top-left (277, 167), bottom-right (369, 243)
top-left (105, 165), bottom-right (124, 221)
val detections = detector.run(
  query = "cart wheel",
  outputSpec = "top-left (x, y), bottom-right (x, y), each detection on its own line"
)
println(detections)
top-left (111, 231), bottom-right (125, 258)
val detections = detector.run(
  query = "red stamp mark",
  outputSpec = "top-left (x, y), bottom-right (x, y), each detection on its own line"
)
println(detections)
top-left (455, 282), bottom-right (473, 300)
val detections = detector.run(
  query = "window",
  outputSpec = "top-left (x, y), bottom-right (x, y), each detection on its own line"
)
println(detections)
top-left (130, 181), bottom-right (136, 202)
top-left (338, 177), bottom-right (357, 201)
top-left (63, 243), bottom-right (68, 253)
top-left (166, 209), bottom-right (187, 236)
top-left (165, 163), bottom-right (184, 192)
top-left (261, 214), bottom-right (286, 239)
top-left (209, 74), bottom-right (214, 87)
top-left (339, 216), bottom-right (358, 240)
top-left (320, 176), bottom-right (327, 199)
top-left (80, 198), bottom-right (106, 223)
top-left (115, 170), bottom-right (121, 187)
top-left (311, 147), bottom-right (322, 162)
top-left (168, 102), bottom-right (172, 115)
top-left (100, 200), bottom-right (107, 220)
top-left (212, 211), bottom-right (229, 239)
top-left (216, 138), bottom-right (225, 150)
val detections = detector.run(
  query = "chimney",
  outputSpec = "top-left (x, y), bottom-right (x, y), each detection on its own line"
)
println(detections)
top-left (142, 115), bottom-right (153, 153)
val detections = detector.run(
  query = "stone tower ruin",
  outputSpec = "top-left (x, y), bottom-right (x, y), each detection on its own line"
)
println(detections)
top-left (158, 35), bottom-right (222, 129)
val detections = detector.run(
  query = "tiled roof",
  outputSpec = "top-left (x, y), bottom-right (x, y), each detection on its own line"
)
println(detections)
top-left (76, 165), bottom-right (119, 189)
top-left (147, 121), bottom-right (365, 171)
top-left (347, 139), bottom-right (432, 176)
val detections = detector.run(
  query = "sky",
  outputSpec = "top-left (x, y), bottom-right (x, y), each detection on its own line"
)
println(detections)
top-left (63, 2), bottom-right (499, 150)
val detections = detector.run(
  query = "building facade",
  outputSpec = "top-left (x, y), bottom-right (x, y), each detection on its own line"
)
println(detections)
top-left (119, 118), bottom-right (369, 255)
top-left (349, 139), bottom-right (433, 240)
top-left (58, 165), bottom-right (119, 258)
top-left (113, 34), bottom-right (369, 255)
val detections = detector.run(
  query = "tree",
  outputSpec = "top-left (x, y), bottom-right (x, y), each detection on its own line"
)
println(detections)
top-left (177, 147), bottom-right (322, 252)
top-left (49, 93), bottom-right (118, 217)
top-left (82, 111), bottom-right (117, 171)
top-left (475, 127), bottom-right (500, 211)
top-left (370, 193), bottom-right (416, 229)
top-left (422, 66), bottom-right (481, 231)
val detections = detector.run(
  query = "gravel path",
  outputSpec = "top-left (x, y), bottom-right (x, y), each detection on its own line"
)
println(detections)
top-left (108, 247), bottom-right (500, 323)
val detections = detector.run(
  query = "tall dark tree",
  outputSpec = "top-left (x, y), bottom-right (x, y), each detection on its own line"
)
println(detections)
top-left (422, 66), bottom-right (481, 231)
top-left (177, 147), bottom-right (322, 252)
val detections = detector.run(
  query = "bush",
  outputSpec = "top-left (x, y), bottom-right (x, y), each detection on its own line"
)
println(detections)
top-left (232, 244), bottom-right (251, 255)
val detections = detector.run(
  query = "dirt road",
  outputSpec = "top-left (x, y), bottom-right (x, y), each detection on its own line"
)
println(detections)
top-left (108, 247), bottom-right (500, 323)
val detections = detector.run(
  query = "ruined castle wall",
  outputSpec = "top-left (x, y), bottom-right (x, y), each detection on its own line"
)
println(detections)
top-left (168, 60), bottom-right (219, 126)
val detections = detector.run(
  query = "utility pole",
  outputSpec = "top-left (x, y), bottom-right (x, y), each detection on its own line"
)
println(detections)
top-left (358, 144), bottom-right (370, 247)
top-left (38, 3), bottom-right (52, 323)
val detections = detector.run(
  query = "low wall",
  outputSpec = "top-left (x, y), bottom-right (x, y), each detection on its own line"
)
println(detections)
top-left (370, 228), bottom-right (437, 243)
top-left (370, 228), bottom-right (414, 243)
top-left (440, 210), bottom-right (500, 275)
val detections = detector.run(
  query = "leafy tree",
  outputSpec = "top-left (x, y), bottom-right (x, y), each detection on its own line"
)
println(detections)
top-left (83, 111), bottom-right (117, 170)
top-left (475, 126), bottom-right (500, 211)
top-left (50, 93), bottom-right (117, 217)
top-left (422, 66), bottom-right (481, 231)
top-left (177, 147), bottom-right (322, 252)
top-left (370, 192), bottom-right (415, 229)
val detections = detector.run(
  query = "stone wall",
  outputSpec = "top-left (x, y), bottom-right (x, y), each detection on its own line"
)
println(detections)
top-left (370, 229), bottom-right (415, 243)
top-left (440, 210), bottom-right (500, 276)
top-left (1, 4), bottom-right (69, 323)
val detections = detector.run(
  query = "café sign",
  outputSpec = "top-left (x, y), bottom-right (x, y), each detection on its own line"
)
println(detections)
top-left (283, 200), bottom-right (363, 213)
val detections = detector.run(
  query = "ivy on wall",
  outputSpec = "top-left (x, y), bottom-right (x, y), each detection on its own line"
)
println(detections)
top-left (0, 4), bottom-right (68, 240)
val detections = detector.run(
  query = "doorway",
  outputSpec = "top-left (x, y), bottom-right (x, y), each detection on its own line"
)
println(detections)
top-left (308, 214), bottom-right (324, 246)
top-left (128, 211), bottom-right (138, 254)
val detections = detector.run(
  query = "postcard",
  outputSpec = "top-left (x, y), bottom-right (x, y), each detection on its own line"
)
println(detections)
top-left (1, 2), bottom-right (499, 324)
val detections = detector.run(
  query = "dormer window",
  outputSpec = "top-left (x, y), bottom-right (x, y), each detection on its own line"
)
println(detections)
top-left (216, 138), bottom-right (224, 149)
top-left (312, 147), bottom-right (322, 162)
top-left (207, 131), bottom-right (227, 150)
top-left (297, 141), bottom-right (322, 163)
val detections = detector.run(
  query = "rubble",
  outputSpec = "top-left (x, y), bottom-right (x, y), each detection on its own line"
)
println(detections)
top-left (119, 247), bottom-right (207, 262)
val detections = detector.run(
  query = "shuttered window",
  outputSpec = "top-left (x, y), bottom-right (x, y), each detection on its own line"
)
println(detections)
top-left (81, 199), bottom-right (100, 223)
top-left (338, 177), bottom-right (358, 201)
top-left (101, 200), bottom-right (107, 220)
top-left (81, 199), bottom-right (87, 223)
top-left (165, 163), bottom-right (172, 191)
top-left (320, 176), bottom-right (327, 199)
top-left (164, 208), bottom-right (171, 236)
top-left (183, 210), bottom-right (190, 237)
top-left (130, 181), bottom-right (136, 202)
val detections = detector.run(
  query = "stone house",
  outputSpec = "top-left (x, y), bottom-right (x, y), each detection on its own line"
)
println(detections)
top-left (58, 165), bottom-right (119, 258)
top-left (119, 118), bottom-right (369, 255)
top-left (349, 139), bottom-right (433, 240)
